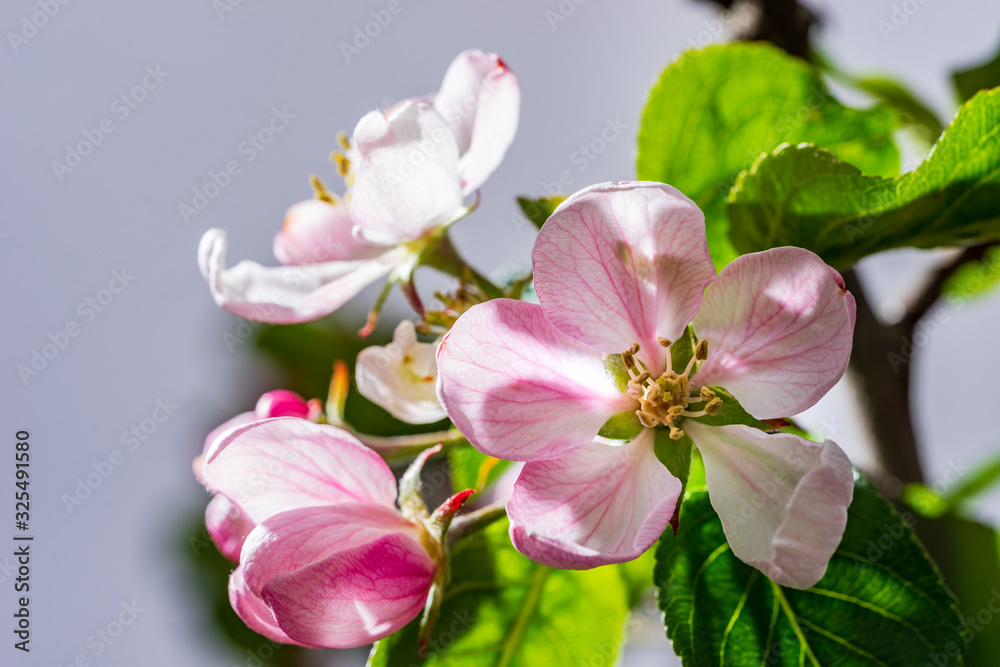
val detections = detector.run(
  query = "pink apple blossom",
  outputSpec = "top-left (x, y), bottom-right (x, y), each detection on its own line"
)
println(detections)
top-left (194, 390), bottom-right (320, 563)
top-left (199, 50), bottom-right (519, 325)
top-left (201, 418), bottom-right (468, 648)
top-left (436, 181), bottom-right (856, 589)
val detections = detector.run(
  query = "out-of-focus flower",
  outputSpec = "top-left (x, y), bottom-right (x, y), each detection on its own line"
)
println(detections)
top-left (437, 181), bottom-right (856, 589)
top-left (356, 320), bottom-right (447, 424)
top-left (193, 390), bottom-right (320, 562)
top-left (198, 50), bottom-right (519, 326)
top-left (201, 419), bottom-right (471, 648)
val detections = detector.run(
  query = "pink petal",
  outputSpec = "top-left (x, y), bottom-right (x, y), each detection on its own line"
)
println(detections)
top-left (350, 101), bottom-right (463, 246)
top-left (532, 182), bottom-right (715, 371)
top-left (242, 505), bottom-right (436, 648)
top-left (205, 494), bottom-right (255, 563)
top-left (437, 299), bottom-right (634, 461)
top-left (507, 429), bottom-right (680, 569)
top-left (199, 228), bottom-right (407, 324)
top-left (229, 564), bottom-right (302, 645)
top-left (202, 418), bottom-right (398, 524)
top-left (200, 411), bottom-right (256, 461)
top-left (254, 390), bottom-right (312, 420)
top-left (685, 422), bottom-right (854, 589)
top-left (433, 50), bottom-right (520, 195)
top-left (272, 199), bottom-right (385, 265)
top-left (692, 247), bottom-right (856, 419)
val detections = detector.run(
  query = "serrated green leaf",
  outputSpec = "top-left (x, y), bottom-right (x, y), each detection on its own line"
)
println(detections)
top-left (636, 43), bottom-right (899, 267)
top-left (517, 196), bottom-right (566, 230)
top-left (954, 36), bottom-right (1000, 103)
top-left (727, 88), bottom-right (1000, 269)
top-left (369, 520), bottom-right (629, 666)
top-left (844, 75), bottom-right (943, 147)
top-left (656, 476), bottom-right (965, 666)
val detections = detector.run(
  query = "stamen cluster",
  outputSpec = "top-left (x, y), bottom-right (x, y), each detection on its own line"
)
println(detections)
top-left (621, 338), bottom-right (722, 439)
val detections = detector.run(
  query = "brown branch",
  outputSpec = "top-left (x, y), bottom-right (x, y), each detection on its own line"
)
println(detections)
top-left (902, 243), bottom-right (992, 332)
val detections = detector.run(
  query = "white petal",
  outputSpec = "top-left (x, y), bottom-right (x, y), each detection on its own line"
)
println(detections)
top-left (686, 422), bottom-right (854, 589)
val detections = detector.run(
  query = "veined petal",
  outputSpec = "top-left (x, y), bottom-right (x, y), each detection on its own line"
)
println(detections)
top-left (245, 505), bottom-right (436, 648)
top-left (433, 50), bottom-right (520, 195)
top-left (356, 320), bottom-right (447, 424)
top-left (205, 494), bottom-right (254, 563)
top-left (437, 299), bottom-right (634, 461)
top-left (507, 429), bottom-right (680, 569)
top-left (692, 247), bottom-right (856, 419)
top-left (229, 565), bottom-right (300, 646)
top-left (200, 411), bottom-right (256, 462)
top-left (199, 228), bottom-right (406, 324)
top-left (350, 101), bottom-right (463, 246)
top-left (532, 182), bottom-right (715, 371)
top-left (273, 199), bottom-right (385, 265)
top-left (202, 418), bottom-right (398, 524)
top-left (686, 422), bottom-right (854, 589)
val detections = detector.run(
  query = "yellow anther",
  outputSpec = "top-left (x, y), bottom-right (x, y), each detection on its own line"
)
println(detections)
top-left (669, 426), bottom-right (685, 440)
top-left (695, 339), bottom-right (708, 361)
top-left (336, 131), bottom-right (351, 150)
top-left (665, 405), bottom-right (684, 421)
top-left (700, 386), bottom-right (716, 401)
top-left (333, 152), bottom-right (351, 177)
top-left (621, 350), bottom-right (636, 370)
top-left (657, 337), bottom-right (672, 348)
top-left (629, 342), bottom-right (640, 355)
top-left (633, 371), bottom-right (650, 384)
top-left (705, 397), bottom-right (723, 415)
top-left (309, 174), bottom-right (337, 204)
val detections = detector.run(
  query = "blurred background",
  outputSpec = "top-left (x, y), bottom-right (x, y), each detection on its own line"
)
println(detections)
top-left (3, 0), bottom-right (1000, 664)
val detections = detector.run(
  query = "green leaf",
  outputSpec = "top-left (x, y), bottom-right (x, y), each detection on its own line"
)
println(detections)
top-left (727, 88), bottom-right (1000, 269)
top-left (636, 43), bottom-right (899, 267)
top-left (944, 451), bottom-right (1000, 507)
top-left (517, 196), bottom-right (566, 230)
top-left (447, 443), bottom-right (511, 495)
top-left (954, 36), bottom-right (1000, 103)
top-left (597, 410), bottom-right (644, 440)
top-left (943, 245), bottom-right (1000, 301)
top-left (369, 520), bottom-right (629, 666)
top-left (656, 476), bottom-right (965, 666)
top-left (654, 429), bottom-right (694, 505)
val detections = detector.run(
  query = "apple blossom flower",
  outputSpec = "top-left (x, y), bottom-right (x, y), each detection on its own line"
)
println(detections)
top-left (198, 50), bottom-right (519, 326)
top-left (194, 390), bottom-right (320, 563)
top-left (436, 181), bottom-right (857, 589)
top-left (200, 418), bottom-right (472, 648)
top-left (356, 320), bottom-right (447, 424)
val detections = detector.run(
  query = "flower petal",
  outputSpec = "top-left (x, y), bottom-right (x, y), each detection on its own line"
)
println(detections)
top-left (273, 199), bottom-right (386, 266)
top-left (532, 182), bottom-right (715, 370)
top-left (205, 494), bottom-right (255, 563)
top-left (243, 505), bottom-right (436, 648)
top-left (692, 247), bottom-right (856, 419)
top-left (350, 101), bottom-right (463, 246)
top-left (433, 50), bottom-right (520, 195)
top-left (437, 299), bottom-right (634, 461)
top-left (356, 320), bottom-right (447, 424)
top-left (685, 422), bottom-right (854, 589)
top-left (507, 429), bottom-right (680, 569)
top-left (199, 228), bottom-right (406, 324)
top-left (229, 565), bottom-right (301, 646)
top-left (202, 418), bottom-right (397, 524)
top-left (200, 411), bottom-right (256, 461)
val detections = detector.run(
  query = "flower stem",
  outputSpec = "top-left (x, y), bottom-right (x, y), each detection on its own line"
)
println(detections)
top-left (446, 501), bottom-right (507, 547)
